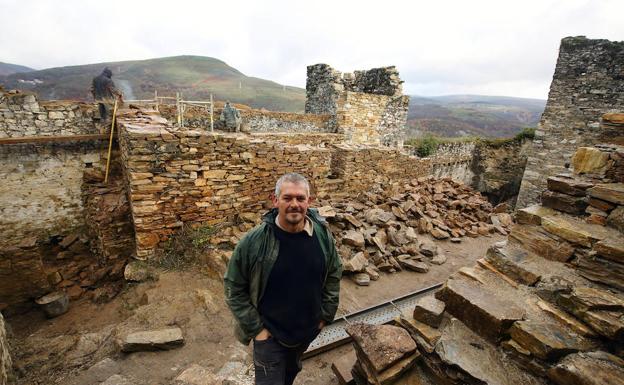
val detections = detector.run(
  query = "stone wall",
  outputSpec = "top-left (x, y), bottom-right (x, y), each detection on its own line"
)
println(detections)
top-left (305, 64), bottom-right (409, 146)
top-left (0, 89), bottom-right (98, 138)
top-left (117, 109), bottom-right (334, 258)
top-left (0, 312), bottom-right (11, 385)
top-left (471, 139), bottom-right (531, 205)
top-left (517, 36), bottom-right (624, 207)
top-left (118, 108), bottom-right (499, 258)
top-left (0, 141), bottom-right (105, 247)
top-left (248, 132), bottom-right (344, 147)
top-left (159, 104), bottom-right (331, 133)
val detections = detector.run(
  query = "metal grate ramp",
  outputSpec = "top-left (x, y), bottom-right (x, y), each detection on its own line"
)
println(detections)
top-left (304, 282), bottom-right (443, 358)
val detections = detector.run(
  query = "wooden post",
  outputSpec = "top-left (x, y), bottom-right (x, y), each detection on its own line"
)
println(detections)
top-left (104, 99), bottom-right (119, 184)
top-left (154, 90), bottom-right (159, 112)
top-left (180, 93), bottom-right (185, 127)
top-left (210, 94), bottom-right (214, 132)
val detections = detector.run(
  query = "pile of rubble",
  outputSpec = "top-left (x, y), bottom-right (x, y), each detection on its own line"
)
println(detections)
top-left (335, 142), bottom-right (624, 385)
top-left (315, 177), bottom-right (512, 285)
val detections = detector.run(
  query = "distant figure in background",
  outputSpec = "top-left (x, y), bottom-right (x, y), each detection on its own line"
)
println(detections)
top-left (220, 101), bottom-right (242, 132)
top-left (90, 67), bottom-right (123, 122)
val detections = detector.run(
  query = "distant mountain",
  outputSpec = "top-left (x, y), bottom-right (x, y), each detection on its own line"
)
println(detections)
top-left (0, 62), bottom-right (35, 76)
top-left (0, 56), bottom-right (305, 112)
top-left (407, 94), bottom-right (546, 138)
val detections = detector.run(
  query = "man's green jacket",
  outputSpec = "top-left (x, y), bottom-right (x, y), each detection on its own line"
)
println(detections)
top-left (224, 208), bottom-right (343, 345)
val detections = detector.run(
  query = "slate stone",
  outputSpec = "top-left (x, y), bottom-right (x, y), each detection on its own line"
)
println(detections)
top-left (343, 230), bottom-right (365, 249)
top-left (547, 176), bottom-right (594, 196)
top-left (413, 296), bottom-right (445, 327)
top-left (419, 240), bottom-right (438, 257)
top-left (398, 257), bottom-right (429, 273)
top-left (485, 243), bottom-right (541, 285)
top-left (351, 273), bottom-right (370, 286)
top-left (346, 323), bottom-right (416, 374)
top-left (436, 275), bottom-right (525, 342)
top-left (548, 351), bottom-right (624, 385)
top-left (120, 328), bottom-right (184, 352)
top-left (508, 224), bottom-right (575, 262)
top-left (174, 364), bottom-right (220, 385)
top-left (509, 320), bottom-right (596, 361)
top-left (541, 190), bottom-right (588, 215)
top-left (588, 183), bottom-right (624, 205)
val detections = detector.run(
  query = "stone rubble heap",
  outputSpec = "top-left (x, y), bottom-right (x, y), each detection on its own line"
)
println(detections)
top-left (0, 313), bottom-right (11, 385)
top-left (315, 177), bottom-right (512, 284)
top-left (337, 140), bottom-right (624, 385)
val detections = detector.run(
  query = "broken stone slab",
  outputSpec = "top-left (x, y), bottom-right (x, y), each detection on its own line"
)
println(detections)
top-left (413, 296), bottom-right (445, 328)
top-left (508, 224), bottom-right (575, 262)
top-left (351, 273), bottom-right (370, 286)
top-left (331, 348), bottom-right (356, 385)
top-left (541, 190), bottom-right (588, 215)
top-left (419, 240), bottom-right (438, 257)
top-left (346, 323), bottom-right (416, 374)
top-left (85, 358), bottom-right (121, 383)
top-left (124, 261), bottom-right (157, 282)
top-left (430, 253), bottom-right (447, 265)
top-left (434, 318), bottom-right (548, 385)
top-left (485, 242), bottom-right (541, 285)
top-left (343, 230), bottom-right (365, 249)
top-left (515, 205), bottom-right (557, 226)
top-left (607, 206), bottom-right (624, 232)
top-left (120, 327), bottom-right (184, 352)
top-left (352, 351), bottom-right (420, 385)
top-left (572, 254), bottom-right (624, 292)
top-left (536, 300), bottom-right (597, 338)
top-left (571, 147), bottom-right (611, 175)
top-left (436, 274), bottom-right (525, 342)
top-left (587, 183), bottom-right (624, 205)
top-left (593, 238), bottom-right (624, 264)
top-left (509, 320), bottom-right (597, 361)
top-left (541, 216), bottom-right (595, 247)
top-left (556, 286), bottom-right (624, 341)
top-left (547, 176), bottom-right (594, 196)
top-left (174, 364), bottom-right (220, 385)
top-left (318, 205), bottom-right (337, 218)
top-left (35, 291), bottom-right (69, 318)
top-left (431, 228), bottom-right (450, 240)
top-left (397, 313), bottom-right (441, 353)
top-left (343, 252), bottom-right (368, 273)
top-left (397, 256), bottom-right (429, 273)
top-left (547, 351), bottom-right (624, 385)
top-left (343, 213), bottom-right (363, 228)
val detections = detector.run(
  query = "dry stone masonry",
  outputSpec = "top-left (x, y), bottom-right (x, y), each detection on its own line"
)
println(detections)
top-left (306, 64), bottom-right (409, 146)
top-left (0, 89), bottom-right (98, 137)
top-left (517, 36), bottom-right (624, 208)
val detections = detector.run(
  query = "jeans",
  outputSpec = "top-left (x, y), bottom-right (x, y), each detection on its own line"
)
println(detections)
top-left (253, 337), bottom-right (310, 385)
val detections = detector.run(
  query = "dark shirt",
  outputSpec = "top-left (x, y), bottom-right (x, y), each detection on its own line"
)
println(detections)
top-left (258, 225), bottom-right (326, 347)
top-left (91, 74), bottom-right (118, 100)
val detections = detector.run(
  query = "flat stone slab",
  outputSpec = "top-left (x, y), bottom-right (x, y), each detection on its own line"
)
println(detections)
top-left (485, 243), bottom-right (541, 285)
top-left (346, 323), bottom-right (416, 374)
top-left (548, 351), bottom-right (624, 385)
top-left (515, 205), bottom-right (557, 226)
top-left (541, 190), bottom-right (588, 215)
top-left (413, 295), bottom-right (445, 327)
top-left (398, 313), bottom-right (442, 351)
top-left (120, 327), bottom-right (184, 352)
top-left (398, 256), bottom-right (429, 273)
top-left (588, 183), bottom-right (624, 205)
top-left (436, 274), bottom-right (525, 342)
top-left (331, 349), bottom-right (356, 385)
top-left (509, 224), bottom-right (575, 262)
top-left (174, 364), bottom-right (220, 385)
top-left (594, 238), bottom-right (624, 264)
top-left (509, 320), bottom-right (596, 361)
top-left (547, 176), bottom-right (594, 196)
top-left (434, 318), bottom-right (548, 385)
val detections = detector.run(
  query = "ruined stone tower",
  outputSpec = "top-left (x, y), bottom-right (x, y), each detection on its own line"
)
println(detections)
top-left (305, 64), bottom-right (409, 146)
top-left (516, 36), bottom-right (624, 208)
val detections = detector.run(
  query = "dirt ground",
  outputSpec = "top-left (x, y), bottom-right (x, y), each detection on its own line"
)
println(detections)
top-left (5, 233), bottom-right (504, 385)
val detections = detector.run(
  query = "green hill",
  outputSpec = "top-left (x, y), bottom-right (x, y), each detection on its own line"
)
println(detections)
top-left (0, 56), bottom-right (306, 112)
top-left (0, 61), bottom-right (35, 76)
top-left (407, 94), bottom-right (546, 138)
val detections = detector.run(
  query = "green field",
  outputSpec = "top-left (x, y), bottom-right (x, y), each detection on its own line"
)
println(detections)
top-left (0, 56), bottom-right (306, 112)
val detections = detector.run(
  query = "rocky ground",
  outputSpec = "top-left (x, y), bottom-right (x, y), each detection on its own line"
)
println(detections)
top-left (4, 231), bottom-right (505, 385)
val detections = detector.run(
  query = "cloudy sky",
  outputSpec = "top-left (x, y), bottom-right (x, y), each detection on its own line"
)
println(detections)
top-left (1, 0), bottom-right (622, 99)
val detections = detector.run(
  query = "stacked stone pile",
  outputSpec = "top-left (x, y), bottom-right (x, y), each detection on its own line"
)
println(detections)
top-left (346, 323), bottom-right (420, 385)
top-left (0, 89), bottom-right (97, 138)
top-left (314, 177), bottom-right (512, 285)
top-left (385, 143), bottom-right (624, 384)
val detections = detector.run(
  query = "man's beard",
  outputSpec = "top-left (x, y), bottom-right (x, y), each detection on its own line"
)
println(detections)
top-left (284, 209), bottom-right (304, 224)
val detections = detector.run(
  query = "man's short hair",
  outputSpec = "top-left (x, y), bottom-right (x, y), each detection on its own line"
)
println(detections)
top-left (275, 173), bottom-right (310, 197)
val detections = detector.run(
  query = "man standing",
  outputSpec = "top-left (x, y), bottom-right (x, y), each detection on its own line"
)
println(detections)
top-left (220, 101), bottom-right (242, 132)
top-left (224, 173), bottom-right (342, 385)
top-left (90, 67), bottom-right (122, 122)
